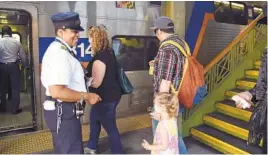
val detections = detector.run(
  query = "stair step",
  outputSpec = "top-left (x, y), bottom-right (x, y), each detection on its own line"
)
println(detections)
top-left (191, 124), bottom-right (262, 154)
top-left (254, 60), bottom-right (261, 69)
top-left (215, 99), bottom-right (253, 122)
top-left (254, 65), bottom-right (260, 69)
top-left (204, 112), bottom-right (249, 140)
top-left (245, 69), bottom-right (259, 80)
top-left (236, 78), bottom-right (256, 90)
top-left (254, 60), bottom-right (261, 66)
top-left (204, 112), bottom-right (263, 147)
top-left (225, 88), bottom-right (245, 98)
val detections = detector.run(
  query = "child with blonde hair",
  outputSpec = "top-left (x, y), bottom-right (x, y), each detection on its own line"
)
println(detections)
top-left (142, 93), bottom-right (179, 155)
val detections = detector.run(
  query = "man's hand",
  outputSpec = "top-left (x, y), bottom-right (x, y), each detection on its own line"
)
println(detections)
top-left (142, 139), bottom-right (151, 150)
top-left (149, 60), bottom-right (155, 67)
top-left (85, 93), bottom-right (101, 105)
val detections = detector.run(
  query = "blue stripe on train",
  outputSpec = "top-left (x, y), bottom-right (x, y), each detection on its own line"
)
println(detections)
top-left (39, 37), bottom-right (92, 63)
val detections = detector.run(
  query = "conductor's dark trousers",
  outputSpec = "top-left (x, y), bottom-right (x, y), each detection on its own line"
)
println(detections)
top-left (44, 101), bottom-right (84, 154)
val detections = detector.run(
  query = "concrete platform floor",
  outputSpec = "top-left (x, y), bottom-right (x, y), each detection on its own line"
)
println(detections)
top-left (45, 127), bottom-right (221, 154)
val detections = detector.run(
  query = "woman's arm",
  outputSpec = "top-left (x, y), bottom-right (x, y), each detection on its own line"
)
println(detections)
top-left (91, 60), bottom-right (106, 88)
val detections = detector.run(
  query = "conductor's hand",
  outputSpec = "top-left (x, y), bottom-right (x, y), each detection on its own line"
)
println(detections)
top-left (85, 93), bottom-right (101, 105)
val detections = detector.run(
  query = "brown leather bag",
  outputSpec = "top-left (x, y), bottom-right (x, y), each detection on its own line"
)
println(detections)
top-left (160, 40), bottom-right (205, 108)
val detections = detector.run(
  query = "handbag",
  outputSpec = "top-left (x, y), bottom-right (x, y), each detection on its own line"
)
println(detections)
top-left (247, 97), bottom-right (267, 146)
top-left (111, 49), bottom-right (133, 94)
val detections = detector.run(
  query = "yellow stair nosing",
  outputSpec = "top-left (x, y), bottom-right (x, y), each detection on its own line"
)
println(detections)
top-left (254, 60), bottom-right (261, 66)
top-left (203, 115), bottom-right (249, 141)
top-left (191, 128), bottom-right (250, 154)
top-left (236, 80), bottom-right (256, 88)
top-left (208, 109), bottom-right (263, 147)
top-left (215, 102), bottom-right (251, 122)
top-left (225, 90), bottom-right (239, 97)
top-left (245, 70), bottom-right (259, 76)
top-left (254, 66), bottom-right (260, 69)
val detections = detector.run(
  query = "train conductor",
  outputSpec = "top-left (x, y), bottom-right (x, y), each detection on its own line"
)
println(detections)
top-left (41, 12), bottom-right (101, 154)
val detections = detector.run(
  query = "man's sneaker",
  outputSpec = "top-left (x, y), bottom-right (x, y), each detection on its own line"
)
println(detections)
top-left (84, 147), bottom-right (96, 154)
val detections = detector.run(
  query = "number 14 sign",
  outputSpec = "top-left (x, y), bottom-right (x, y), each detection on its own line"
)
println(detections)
top-left (73, 38), bottom-right (93, 62)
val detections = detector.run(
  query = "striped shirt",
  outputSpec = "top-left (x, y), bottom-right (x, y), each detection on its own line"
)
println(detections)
top-left (153, 35), bottom-right (187, 93)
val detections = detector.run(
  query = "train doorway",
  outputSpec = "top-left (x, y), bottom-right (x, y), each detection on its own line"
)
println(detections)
top-left (0, 9), bottom-right (36, 134)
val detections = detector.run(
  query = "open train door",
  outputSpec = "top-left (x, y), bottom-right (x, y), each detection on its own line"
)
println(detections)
top-left (0, 5), bottom-right (39, 135)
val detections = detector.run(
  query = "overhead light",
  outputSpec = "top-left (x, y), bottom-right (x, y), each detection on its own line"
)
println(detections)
top-left (0, 14), bottom-right (7, 18)
top-left (1, 19), bottom-right (8, 24)
top-left (254, 7), bottom-right (263, 12)
top-left (215, 1), bottom-right (230, 5)
top-left (231, 3), bottom-right (244, 8)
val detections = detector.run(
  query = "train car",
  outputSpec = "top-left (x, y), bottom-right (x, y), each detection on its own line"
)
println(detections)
top-left (0, 1), bottom-right (265, 135)
top-left (0, 1), bottom-right (161, 134)
top-left (185, 1), bottom-right (264, 66)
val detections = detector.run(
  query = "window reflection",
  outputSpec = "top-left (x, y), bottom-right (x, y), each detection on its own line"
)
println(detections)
top-left (112, 36), bottom-right (159, 71)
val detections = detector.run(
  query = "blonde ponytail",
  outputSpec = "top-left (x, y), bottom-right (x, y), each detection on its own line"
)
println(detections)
top-left (154, 93), bottom-right (179, 118)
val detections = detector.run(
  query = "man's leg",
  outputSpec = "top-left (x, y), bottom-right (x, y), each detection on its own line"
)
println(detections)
top-left (8, 77), bottom-right (12, 101)
top-left (152, 118), bottom-right (159, 135)
top-left (151, 105), bottom-right (159, 134)
top-left (0, 64), bottom-right (8, 112)
top-left (178, 130), bottom-right (188, 154)
top-left (9, 63), bottom-right (21, 114)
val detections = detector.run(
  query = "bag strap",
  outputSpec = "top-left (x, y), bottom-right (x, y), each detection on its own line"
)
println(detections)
top-left (160, 40), bottom-right (191, 57)
top-left (110, 48), bottom-right (120, 68)
top-left (159, 39), bottom-right (191, 95)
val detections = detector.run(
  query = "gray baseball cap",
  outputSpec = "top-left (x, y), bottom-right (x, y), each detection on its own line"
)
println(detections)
top-left (150, 16), bottom-right (174, 30)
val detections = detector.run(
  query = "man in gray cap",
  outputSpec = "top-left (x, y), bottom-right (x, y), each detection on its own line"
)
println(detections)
top-left (148, 16), bottom-right (189, 154)
top-left (0, 25), bottom-right (28, 115)
top-left (41, 12), bottom-right (101, 154)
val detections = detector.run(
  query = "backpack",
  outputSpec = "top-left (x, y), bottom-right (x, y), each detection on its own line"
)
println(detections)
top-left (160, 40), bottom-right (207, 109)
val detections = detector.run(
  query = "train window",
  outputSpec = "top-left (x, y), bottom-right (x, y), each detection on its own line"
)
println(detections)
top-left (253, 6), bottom-right (263, 19)
top-left (112, 36), bottom-right (159, 71)
top-left (214, 1), bottom-right (248, 25)
top-left (214, 1), bottom-right (232, 23)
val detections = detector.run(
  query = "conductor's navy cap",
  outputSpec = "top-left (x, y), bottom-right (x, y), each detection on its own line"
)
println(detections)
top-left (51, 12), bottom-right (84, 31)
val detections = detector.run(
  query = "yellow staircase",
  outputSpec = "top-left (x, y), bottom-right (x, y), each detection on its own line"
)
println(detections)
top-left (190, 60), bottom-right (262, 154)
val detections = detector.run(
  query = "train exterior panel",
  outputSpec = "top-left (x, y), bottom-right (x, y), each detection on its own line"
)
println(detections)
top-left (0, 1), bottom-right (168, 131)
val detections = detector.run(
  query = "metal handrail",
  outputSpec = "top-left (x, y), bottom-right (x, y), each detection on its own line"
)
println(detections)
top-left (182, 14), bottom-right (267, 121)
